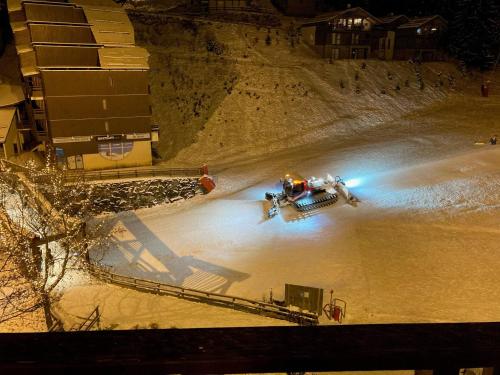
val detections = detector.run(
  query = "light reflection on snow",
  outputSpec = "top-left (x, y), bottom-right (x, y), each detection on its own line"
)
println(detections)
top-left (344, 177), bottom-right (362, 188)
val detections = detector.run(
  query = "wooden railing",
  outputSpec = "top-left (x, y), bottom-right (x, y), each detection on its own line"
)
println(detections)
top-left (64, 166), bottom-right (208, 182)
top-left (88, 263), bottom-right (319, 326)
top-left (71, 306), bottom-right (101, 332)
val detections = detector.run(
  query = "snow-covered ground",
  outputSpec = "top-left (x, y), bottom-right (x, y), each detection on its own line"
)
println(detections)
top-left (84, 90), bottom-right (500, 325)
top-left (3, 14), bottom-right (499, 334)
top-left (59, 18), bottom-right (500, 328)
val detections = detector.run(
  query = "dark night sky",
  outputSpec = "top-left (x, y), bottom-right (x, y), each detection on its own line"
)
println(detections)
top-left (321, 0), bottom-right (457, 19)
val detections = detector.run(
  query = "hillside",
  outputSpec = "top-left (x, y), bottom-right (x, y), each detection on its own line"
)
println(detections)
top-left (130, 12), bottom-right (476, 167)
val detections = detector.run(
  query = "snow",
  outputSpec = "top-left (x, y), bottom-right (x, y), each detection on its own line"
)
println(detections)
top-left (56, 276), bottom-right (293, 330)
top-left (62, 40), bottom-right (499, 328)
top-left (87, 135), bottom-right (500, 326)
top-left (2, 14), bottom-right (500, 334)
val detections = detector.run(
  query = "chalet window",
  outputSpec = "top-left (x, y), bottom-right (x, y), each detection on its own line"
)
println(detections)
top-left (352, 34), bottom-right (359, 45)
top-left (332, 33), bottom-right (341, 45)
top-left (354, 18), bottom-right (362, 26)
top-left (417, 28), bottom-right (422, 35)
top-left (98, 141), bottom-right (134, 161)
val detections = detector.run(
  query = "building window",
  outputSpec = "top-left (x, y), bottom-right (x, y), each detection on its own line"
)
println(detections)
top-left (354, 18), bottom-right (362, 26)
top-left (98, 141), bottom-right (134, 161)
top-left (352, 34), bottom-right (360, 44)
top-left (416, 28), bottom-right (422, 35)
top-left (332, 33), bottom-right (341, 45)
top-left (35, 119), bottom-right (45, 132)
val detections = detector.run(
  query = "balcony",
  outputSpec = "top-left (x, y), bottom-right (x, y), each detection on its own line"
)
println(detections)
top-left (0, 323), bottom-right (500, 373)
top-left (32, 108), bottom-right (46, 120)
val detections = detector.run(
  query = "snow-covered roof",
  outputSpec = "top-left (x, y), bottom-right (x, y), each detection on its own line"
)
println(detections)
top-left (98, 47), bottom-right (150, 69)
top-left (379, 14), bottom-right (408, 24)
top-left (0, 108), bottom-right (17, 143)
top-left (0, 79), bottom-right (25, 108)
top-left (82, 5), bottom-right (135, 46)
top-left (8, 0), bottom-right (147, 75)
top-left (302, 7), bottom-right (382, 26)
top-left (398, 15), bottom-right (447, 29)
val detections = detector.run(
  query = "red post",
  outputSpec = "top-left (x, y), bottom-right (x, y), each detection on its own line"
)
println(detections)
top-left (201, 165), bottom-right (209, 175)
top-left (333, 306), bottom-right (342, 322)
top-left (481, 83), bottom-right (489, 97)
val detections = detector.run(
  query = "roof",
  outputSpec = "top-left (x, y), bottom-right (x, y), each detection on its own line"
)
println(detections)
top-left (7, 0), bottom-right (23, 13)
top-left (82, 6), bottom-right (135, 46)
top-left (98, 47), bottom-right (149, 69)
top-left (18, 48), bottom-right (40, 77)
top-left (302, 7), bottom-right (382, 26)
top-left (0, 79), bottom-right (25, 108)
top-left (8, 0), bottom-right (147, 77)
top-left (0, 108), bottom-right (17, 143)
top-left (398, 15), bottom-right (447, 29)
top-left (70, 0), bottom-right (121, 8)
top-left (379, 14), bottom-right (408, 24)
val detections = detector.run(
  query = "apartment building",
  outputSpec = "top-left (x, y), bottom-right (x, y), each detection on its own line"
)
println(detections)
top-left (7, 0), bottom-right (157, 170)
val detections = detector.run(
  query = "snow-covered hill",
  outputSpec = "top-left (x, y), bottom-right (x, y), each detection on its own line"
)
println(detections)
top-left (131, 14), bottom-right (472, 166)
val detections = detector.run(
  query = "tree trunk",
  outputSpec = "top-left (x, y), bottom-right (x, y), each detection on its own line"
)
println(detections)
top-left (41, 292), bottom-right (53, 330)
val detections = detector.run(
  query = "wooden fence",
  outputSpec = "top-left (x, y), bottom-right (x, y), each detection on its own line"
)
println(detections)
top-left (64, 166), bottom-right (208, 182)
top-left (88, 263), bottom-right (318, 326)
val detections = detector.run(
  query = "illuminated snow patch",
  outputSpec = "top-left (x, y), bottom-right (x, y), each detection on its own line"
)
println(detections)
top-left (372, 179), bottom-right (481, 211)
top-left (344, 178), bottom-right (362, 188)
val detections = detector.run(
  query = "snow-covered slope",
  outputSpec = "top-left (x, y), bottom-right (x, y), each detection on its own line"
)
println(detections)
top-left (132, 15), bottom-right (469, 165)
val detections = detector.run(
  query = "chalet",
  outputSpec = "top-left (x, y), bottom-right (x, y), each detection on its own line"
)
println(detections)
top-left (393, 15), bottom-right (448, 61)
top-left (7, 0), bottom-right (157, 170)
top-left (301, 7), bottom-right (447, 62)
top-left (373, 15), bottom-right (409, 60)
top-left (272, 0), bottom-right (316, 17)
top-left (301, 7), bottom-right (382, 59)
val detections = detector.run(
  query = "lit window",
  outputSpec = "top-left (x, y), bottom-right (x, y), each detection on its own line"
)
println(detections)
top-left (98, 141), bottom-right (134, 160)
top-left (417, 28), bottom-right (422, 35)
top-left (354, 18), bottom-right (362, 25)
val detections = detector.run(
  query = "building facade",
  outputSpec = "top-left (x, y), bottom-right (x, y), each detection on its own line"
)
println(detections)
top-left (301, 7), bottom-right (382, 59)
top-left (7, 0), bottom-right (157, 170)
top-left (300, 7), bottom-right (447, 62)
top-left (393, 16), bottom-right (448, 61)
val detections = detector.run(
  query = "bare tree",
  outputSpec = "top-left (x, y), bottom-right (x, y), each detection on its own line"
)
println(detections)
top-left (0, 158), bottom-right (108, 330)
